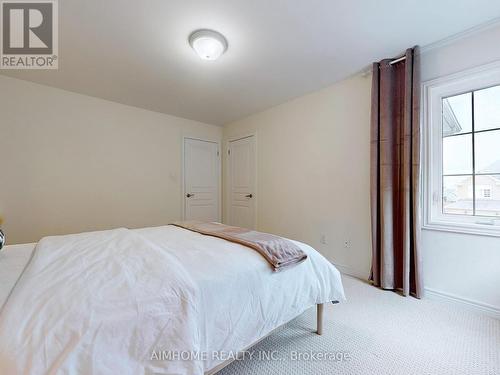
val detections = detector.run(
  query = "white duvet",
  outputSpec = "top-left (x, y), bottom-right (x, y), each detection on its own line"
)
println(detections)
top-left (0, 225), bottom-right (345, 375)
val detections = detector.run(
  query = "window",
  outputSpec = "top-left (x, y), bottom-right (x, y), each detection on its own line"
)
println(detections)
top-left (423, 62), bottom-right (500, 236)
top-left (442, 88), bottom-right (500, 216)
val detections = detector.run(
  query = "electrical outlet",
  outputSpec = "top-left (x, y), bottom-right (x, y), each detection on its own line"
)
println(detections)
top-left (320, 234), bottom-right (327, 245)
top-left (343, 239), bottom-right (351, 249)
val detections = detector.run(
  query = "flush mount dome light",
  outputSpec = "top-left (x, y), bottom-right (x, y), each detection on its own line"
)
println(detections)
top-left (189, 29), bottom-right (228, 61)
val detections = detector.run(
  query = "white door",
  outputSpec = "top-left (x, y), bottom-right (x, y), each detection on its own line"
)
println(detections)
top-left (184, 138), bottom-right (220, 222)
top-left (228, 135), bottom-right (255, 229)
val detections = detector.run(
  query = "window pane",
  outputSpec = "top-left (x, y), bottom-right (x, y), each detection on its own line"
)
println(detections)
top-left (474, 85), bottom-right (500, 131)
top-left (442, 93), bottom-right (472, 136)
top-left (443, 176), bottom-right (473, 215)
top-left (442, 134), bottom-right (472, 175)
top-left (475, 130), bottom-right (500, 174)
top-left (475, 175), bottom-right (500, 217)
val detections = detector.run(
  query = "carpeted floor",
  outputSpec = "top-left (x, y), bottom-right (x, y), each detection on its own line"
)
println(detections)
top-left (218, 275), bottom-right (500, 375)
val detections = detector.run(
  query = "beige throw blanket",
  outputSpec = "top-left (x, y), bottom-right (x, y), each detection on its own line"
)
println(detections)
top-left (171, 221), bottom-right (307, 271)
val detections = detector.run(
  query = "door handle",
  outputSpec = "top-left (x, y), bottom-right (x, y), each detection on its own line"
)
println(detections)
top-left (186, 193), bottom-right (194, 198)
top-left (245, 194), bottom-right (253, 198)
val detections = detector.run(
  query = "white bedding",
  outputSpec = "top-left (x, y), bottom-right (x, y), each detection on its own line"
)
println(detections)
top-left (0, 225), bottom-right (345, 374)
top-left (0, 243), bottom-right (35, 307)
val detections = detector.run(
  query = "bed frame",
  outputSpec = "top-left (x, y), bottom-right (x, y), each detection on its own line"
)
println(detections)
top-left (205, 303), bottom-right (325, 375)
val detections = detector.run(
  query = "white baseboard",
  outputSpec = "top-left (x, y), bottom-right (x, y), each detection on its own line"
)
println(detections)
top-left (331, 262), bottom-right (368, 280)
top-left (425, 287), bottom-right (500, 320)
top-left (331, 260), bottom-right (500, 320)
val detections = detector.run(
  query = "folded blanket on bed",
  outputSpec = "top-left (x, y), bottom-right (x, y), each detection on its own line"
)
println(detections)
top-left (171, 221), bottom-right (307, 271)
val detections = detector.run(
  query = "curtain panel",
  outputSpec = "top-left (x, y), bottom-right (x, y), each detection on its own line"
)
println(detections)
top-left (370, 47), bottom-right (423, 298)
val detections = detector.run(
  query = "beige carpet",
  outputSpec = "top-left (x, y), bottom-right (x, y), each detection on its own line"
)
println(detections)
top-left (218, 276), bottom-right (500, 375)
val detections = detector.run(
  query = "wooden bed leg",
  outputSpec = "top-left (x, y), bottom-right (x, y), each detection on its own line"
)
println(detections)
top-left (316, 303), bottom-right (324, 335)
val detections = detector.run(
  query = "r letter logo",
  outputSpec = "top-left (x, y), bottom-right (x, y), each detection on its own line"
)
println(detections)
top-left (1, 0), bottom-right (58, 69)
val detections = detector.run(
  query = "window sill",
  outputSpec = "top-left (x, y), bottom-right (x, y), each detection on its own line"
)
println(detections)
top-left (422, 220), bottom-right (500, 237)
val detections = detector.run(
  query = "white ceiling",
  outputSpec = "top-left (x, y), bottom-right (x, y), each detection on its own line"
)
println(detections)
top-left (3, 0), bottom-right (500, 125)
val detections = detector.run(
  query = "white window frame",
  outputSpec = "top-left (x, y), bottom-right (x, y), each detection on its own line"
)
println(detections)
top-left (422, 61), bottom-right (500, 237)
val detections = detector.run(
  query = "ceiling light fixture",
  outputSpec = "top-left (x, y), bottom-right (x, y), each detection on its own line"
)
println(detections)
top-left (189, 29), bottom-right (228, 61)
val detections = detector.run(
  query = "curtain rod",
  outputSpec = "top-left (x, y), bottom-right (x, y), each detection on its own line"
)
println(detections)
top-left (389, 55), bottom-right (406, 65)
top-left (360, 53), bottom-right (408, 76)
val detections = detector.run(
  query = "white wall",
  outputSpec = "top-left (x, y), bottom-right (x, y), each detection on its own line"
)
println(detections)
top-left (0, 75), bottom-right (221, 244)
top-left (420, 23), bottom-right (500, 313)
top-left (223, 75), bottom-right (372, 278)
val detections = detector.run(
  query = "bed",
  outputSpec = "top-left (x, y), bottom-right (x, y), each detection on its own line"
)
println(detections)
top-left (0, 224), bottom-right (345, 374)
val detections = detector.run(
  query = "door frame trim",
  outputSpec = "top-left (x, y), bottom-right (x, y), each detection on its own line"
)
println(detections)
top-left (225, 131), bottom-right (258, 229)
top-left (182, 136), bottom-right (222, 222)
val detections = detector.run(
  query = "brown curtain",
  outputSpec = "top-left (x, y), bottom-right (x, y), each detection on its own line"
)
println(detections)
top-left (370, 47), bottom-right (423, 298)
